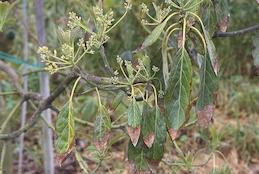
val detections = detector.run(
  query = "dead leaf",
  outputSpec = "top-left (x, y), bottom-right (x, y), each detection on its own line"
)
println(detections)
top-left (168, 128), bottom-right (179, 141)
top-left (94, 133), bottom-right (110, 151)
top-left (197, 105), bottom-right (215, 128)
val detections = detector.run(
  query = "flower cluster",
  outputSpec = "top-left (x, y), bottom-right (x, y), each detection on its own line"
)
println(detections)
top-left (140, 3), bottom-right (171, 25)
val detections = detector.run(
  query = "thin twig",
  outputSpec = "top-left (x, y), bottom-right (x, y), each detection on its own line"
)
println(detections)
top-left (213, 24), bottom-right (259, 38)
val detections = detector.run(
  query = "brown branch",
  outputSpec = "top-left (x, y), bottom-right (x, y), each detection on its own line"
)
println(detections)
top-left (213, 24), bottom-right (259, 38)
top-left (0, 73), bottom-right (78, 140)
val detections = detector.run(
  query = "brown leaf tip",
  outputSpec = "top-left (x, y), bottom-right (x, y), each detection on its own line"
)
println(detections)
top-left (143, 133), bottom-right (155, 148)
top-left (94, 133), bottom-right (111, 151)
top-left (127, 126), bottom-right (141, 147)
top-left (168, 128), bottom-right (179, 141)
top-left (197, 105), bottom-right (215, 128)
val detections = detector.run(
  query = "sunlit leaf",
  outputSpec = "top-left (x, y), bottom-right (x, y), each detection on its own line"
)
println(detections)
top-left (196, 53), bottom-right (218, 127)
top-left (55, 102), bottom-right (75, 154)
top-left (94, 105), bottom-right (111, 151)
top-left (165, 48), bottom-right (192, 140)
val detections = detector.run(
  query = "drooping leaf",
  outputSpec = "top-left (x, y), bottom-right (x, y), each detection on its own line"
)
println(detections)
top-left (93, 105), bottom-right (111, 151)
top-left (55, 102), bottom-right (75, 154)
top-left (141, 103), bottom-right (156, 148)
top-left (128, 140), bottom-right (150, 173)
top-left (141, 20), bottom-right (167, 49)
top-left (145, 106), bottom-right (167, 161)
top-left (196, 54), bottom-right (218, 128)
top-left (127, 98), bottom-right (142, 146)
top-left (0, 1), bottom-right (15, 32)
top-left (165, 48), bottom-right (192, 140)
top-left (203, 29), bottom-right (219, 75)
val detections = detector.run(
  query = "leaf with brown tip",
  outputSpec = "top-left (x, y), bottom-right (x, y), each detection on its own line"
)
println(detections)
top-left (127, 125), bottom-right (141, 147)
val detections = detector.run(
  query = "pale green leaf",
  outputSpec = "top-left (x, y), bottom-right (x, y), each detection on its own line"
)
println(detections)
top-left (165, 48), bottom-right (192, 133)
top-left (55, 102), bottom-right (75, 154)
top-left (127, 98), bottom-right (142, 128)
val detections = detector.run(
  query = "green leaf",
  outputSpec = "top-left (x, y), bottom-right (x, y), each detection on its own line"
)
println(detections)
top-left (165, 48), bottom-right (192, 139)
top-left (0, 1), bottom-right (15, 32)
top-left (196, 53), bottom-right (218, 127)
top-left (201, 2), bottom-right (217, 35)
top-left (127, 98), bottom-right (142, 146)
top-left (55, 102), bottom-right (75, 154)
top-left (94, 105), bottom-right (111, 150)
top-left (141, 20), bottom-right (167, 49)
top-left (145, 106), bottom-right (167, 161)
top-left (141, 103), bottom-right (155, 148)
top-left (128, 98), bottom-right (142, 128)
top-left (128, 140), bottom-right (150, 172)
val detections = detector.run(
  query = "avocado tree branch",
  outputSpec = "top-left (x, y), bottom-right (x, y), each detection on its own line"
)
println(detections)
top-left (213, 24), bottom-right (259, 38)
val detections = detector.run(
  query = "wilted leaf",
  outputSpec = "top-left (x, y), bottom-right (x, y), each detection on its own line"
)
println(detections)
top-left (141, 20), bottom-right (167, 49)
top-left (94, 105), bottom-right (111, 151)
top-left (55, 102), bottom-right (75, 154)
top-left (165, 48), bottom-right (192, 138)
top-left (0, 1), bottom-right (15, 32)
top-left (127, 98), bottom-right (142, 146)
top-left (196, 54), bottom-right (218, 128)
